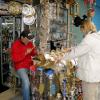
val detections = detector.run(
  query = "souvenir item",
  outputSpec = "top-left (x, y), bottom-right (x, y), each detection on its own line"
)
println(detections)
top-left (33, 53), bottom-right (46, 66)
top-left (38, 83), bottom-right (45, 95)
top-left (23, 15), bottom-right (36, 25)
top-left (22, 4), bottom-right (36, 25)
top-left (22, 4), bottom-right (35, 16)
top-left (8, 1), bottom-right (22, 15)
top-left (56, 93), bottom-right (62, 100)
top-left (37, 67), bottom-right (45, 95)
top-left (45, 69), bottom-right (57, 97)
top-left (62, 79), bottom-right (67, 99)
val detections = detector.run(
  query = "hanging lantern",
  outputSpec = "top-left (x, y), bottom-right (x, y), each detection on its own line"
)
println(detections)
top-left (70, 2), bottom-right (80, 17)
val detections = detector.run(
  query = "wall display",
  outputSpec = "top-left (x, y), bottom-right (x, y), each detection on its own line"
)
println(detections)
top-left (20, 1), bottom-right (83, 99)
top-left (49, 4), bottom-right (67, 41)
top-left (0, 15), bottom-right (21, 86)
top-left (48, 3), bottom-right (68, 51)
top-left (31, 53), bottom-right (83, 99)
top-left (29, 2), bottom-right (69, 52)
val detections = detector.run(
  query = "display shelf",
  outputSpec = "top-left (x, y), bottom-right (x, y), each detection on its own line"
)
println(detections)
top-left (0, 15), bottom-right (21, 86)
top-left (48, 3), bottom-right (68, 50)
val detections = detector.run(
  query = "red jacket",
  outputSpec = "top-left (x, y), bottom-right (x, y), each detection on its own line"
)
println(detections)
top-left (11, 39), bottom-right (37, 71)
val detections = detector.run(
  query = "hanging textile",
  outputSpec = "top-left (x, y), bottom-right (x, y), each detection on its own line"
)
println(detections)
top-left (84, 0), bottom-right (95, 5)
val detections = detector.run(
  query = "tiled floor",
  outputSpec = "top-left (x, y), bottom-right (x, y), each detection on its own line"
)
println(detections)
top-left (0, 89), bottom-right (22, 100)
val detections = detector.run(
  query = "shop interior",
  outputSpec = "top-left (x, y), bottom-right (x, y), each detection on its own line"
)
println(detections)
top-left (0, 0), bottom-right (100, 100)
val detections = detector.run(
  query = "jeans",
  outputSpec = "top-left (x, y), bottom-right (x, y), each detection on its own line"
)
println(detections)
top-left (17, 68), bottom-right (30, 100)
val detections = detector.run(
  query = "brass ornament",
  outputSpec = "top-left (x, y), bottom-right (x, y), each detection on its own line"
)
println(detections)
top-left (38, 83), bottom-right (45, 95)
top-left (33, 53), bottom-right (46, 66)
top-left (8, 1), bottom-right (22, 15)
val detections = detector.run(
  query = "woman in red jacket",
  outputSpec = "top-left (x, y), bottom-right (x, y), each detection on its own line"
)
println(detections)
top-left (11, 30), bottom-right (37, 100)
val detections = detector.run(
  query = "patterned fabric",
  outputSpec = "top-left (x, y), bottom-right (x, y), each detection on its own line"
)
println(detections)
top-left (84, 0), bottom-right (95, 5)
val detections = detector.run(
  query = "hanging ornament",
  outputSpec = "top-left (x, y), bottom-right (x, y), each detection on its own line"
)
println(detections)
top-left (70, 2), bottom-right (80, 17)
top-left (84, 0), bottom-right (95, 6)
top-left (87, 8), bottom-right (95, 17)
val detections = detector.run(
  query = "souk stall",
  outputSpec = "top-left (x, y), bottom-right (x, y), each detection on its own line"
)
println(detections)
top-left (0, 0), bottom-right (96, 99)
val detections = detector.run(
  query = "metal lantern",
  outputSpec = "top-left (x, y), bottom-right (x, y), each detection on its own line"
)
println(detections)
top-left (44, 69), bottom-right (57, 99)
top-left (37, 66), bottom-right (45, 94)
top-left (32, 66), bottom-right (45, 100)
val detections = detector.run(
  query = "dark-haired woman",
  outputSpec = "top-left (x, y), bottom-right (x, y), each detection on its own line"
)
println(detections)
top-left (55, 19), bottom-right (100, 100)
